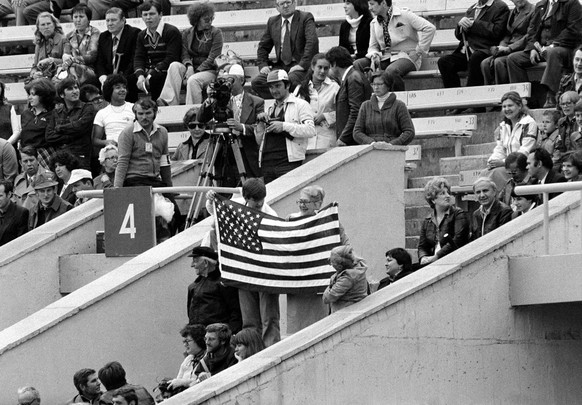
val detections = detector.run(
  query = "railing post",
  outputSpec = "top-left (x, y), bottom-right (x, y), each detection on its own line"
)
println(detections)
top-left (543, 192), bottom-right (549, 255)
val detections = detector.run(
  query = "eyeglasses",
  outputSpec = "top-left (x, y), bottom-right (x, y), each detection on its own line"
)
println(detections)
top-left (277, 1), bottom-right (294, 7)
top-left (560, 101), bottom-right (574, 107)
top-left (296, 199), bottom-right (319, 205)
top-left (371, 82), bottom-right (387, 87)
top-left (187, 122), bottom-right (206, 130)
top-left (183, 338), bottom-right (194, 345)
top-left (104, 155), bottom-right (118, 162)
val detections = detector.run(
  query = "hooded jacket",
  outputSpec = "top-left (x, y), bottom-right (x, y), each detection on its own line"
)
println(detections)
top-left (322, 261), bottom-right (368, 313)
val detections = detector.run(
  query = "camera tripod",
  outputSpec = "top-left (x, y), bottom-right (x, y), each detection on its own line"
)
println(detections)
top-left (185, 125), bottom-right (248, 228)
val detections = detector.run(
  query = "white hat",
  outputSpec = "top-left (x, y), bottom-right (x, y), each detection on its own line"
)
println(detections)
top-left (69, 169), bottom-right (93, 185)
top-left (227, 64), bottom-right (245, 77)
top-left (266, 69), bottom-right (289, 83)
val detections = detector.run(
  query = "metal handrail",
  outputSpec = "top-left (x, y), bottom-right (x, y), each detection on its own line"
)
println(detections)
top-left (514, 182), bottom-right (582, 255)
top-left (75, 186), bottom-right (242, 199)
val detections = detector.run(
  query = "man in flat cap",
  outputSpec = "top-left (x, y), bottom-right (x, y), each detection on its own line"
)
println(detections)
top-left (28, 171), bottom-right (72, 231)
top-left (187, 246), bottom-right (242, 333)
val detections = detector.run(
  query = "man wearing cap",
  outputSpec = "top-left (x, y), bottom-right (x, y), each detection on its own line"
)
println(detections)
top-left (28, 171), bottom-right (72, 231)
top-left (251, 0), bottom-right (319, 99)
top-left (187, 246), bottom-right (242, 333)
top-left (198, 64), bottom-right (264, 182)
top-left (69, 169), bottom-right (95, 207)
top-left (0, 180), bottom-right (29, 247)
top-left (258, 69), bottom-right (315, 183)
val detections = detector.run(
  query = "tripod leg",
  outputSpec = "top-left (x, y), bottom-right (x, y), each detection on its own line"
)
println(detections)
top-left (229, 136), bottom-right (248, 184)
top-left (190, 139), bottom-right (223, 225)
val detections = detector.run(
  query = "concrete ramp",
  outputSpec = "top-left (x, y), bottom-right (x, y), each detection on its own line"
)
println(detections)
top-left (0, 145), bottom-right (407, 404)
top-left (162, 191), bottom-right (582, 404)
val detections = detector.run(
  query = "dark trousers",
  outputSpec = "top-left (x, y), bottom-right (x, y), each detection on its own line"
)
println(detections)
top-left (251, 63), bottom-right (306, 99)
top-left (506, 46), bottom-right (572, 93)
top-left (438, 49), bottom-right (489, 88)
top-left (262, 160), bottom-right (301, 184)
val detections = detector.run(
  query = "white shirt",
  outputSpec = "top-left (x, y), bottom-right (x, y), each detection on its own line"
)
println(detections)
top-left (93, 102), bottom-right (135, 142)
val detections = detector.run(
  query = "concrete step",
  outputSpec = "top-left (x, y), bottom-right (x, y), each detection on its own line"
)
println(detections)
top-left (463, 142), bottom-right (496, 157)
top-left (405, 205), bottom-right (432, 221)
top-left (405, 188), bottom-right (426, 207)
top-left (440, 154), bottom-right (488, 176)
top-left (408, 174), bottom-right (460, 188)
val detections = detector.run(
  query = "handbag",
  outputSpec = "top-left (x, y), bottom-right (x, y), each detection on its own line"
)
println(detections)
top-left (214, 49), bottom-right (243, 70)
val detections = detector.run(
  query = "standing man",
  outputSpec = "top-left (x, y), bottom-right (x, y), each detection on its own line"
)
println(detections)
top-left (199, 64), bottom-right (264, 183)
top-left (251, 0), bottom-right (319, 99)
top-left (187, 246), bottom-right (242, 333)
top-left (0, 180), bottom-right (29, 246)
top-left (471, 177), bottom-right (513, 240)
top-left (437, 0), bottom-right (509, 111)
top-left (259, 70), bottom-right (315, 184)
top-left (67, 368), bottom-right (102, 404)
top-left (192, 323), bottom-right (237, 381)
top-left (326, 46), bottom-right (372, 146)
top-left (133, 0), bottom-right (182, 101)
top-left (95, 8), bottom-right (141, 102)
top-left (114, 98), bottom-right (172, 189)
top-left (507, 0), bottom-right (582, 108)
top-left (28, 171), bottom-right (72, 231)
top-left (526, 147), bottom-right (566, 199)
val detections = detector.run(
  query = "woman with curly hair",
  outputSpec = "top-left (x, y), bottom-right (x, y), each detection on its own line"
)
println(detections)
top-left (158, 2), bottom-right (224, 105)
top-left (17, 78), bottom-right (57, 169)
top-left (322, 245), bottom-right (368, 313)
top-left (30, 12), bottom-right (68, 81)
top-left (62, 4), bottom-right (100, 86)
top-left (417, 177), bottom-right (470, 266)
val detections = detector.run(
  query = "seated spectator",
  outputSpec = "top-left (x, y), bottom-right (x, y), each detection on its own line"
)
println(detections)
top-left (133, 0), bottom-right (182, 101)
top-left (158, 2), bottom-right (223, 106)
top-left (28, 171), bottom-right (72, 230)
top-left (538, 109), bottom-right (563, 168)
top-left (471, 177), bottom-right (513, 240)
top-left (378, 247), bottom-right (415, 290)
top-left (30, 13), bottom-right (68, 82)
top-left (14, 146), bottom-right (48, 209)
top-left (192, 323), bottom-right (237, 381)
top-left (294, 53), bottom-right (340, 149)
top-left (323, 245), bottom-right (368, 313)
top-left (93, 74), bottom-right (134, 149)
top-left (258, 70), bottom-right (315, 184)
top-left (52, 150), bottom-right (81, 205)
top-left (251, 0), bottom-right (319, 100)
top-left (111, 387), bottom-right (138, 405)
top-left (527, 147), bottom-right (566, 199)
top-left (562, 151), bottom-right (582, 182)
top-left (510, 189), bottom-right (538, 219)
top-left (354, 0), bottom-right (436, 92)
top-left (231, 328), bottom-right (266, 362)
top-left (568, 100), bottom-right (582, 152)
top-left (326, 46), bottom-right (371, 146)
top-left (47, 77), bottom-right (96, 170)
top-left (0, 81), bottom-right (21, 145)
top-left (23, 0), bottom-right (78, 25)
top-left (497, 151), bottom-right (529, 207)
top-left (172, 106), bottom-right (209, 161)
top-left (0, 138), bottom-right (18, 183)
top-left (480, 0), bottom-right (534, 85)
top-left (17, 386), bottom-right (40, 405)
top-left (62, 4), bottom-right (100, 86)
top-left (418, 177), bottom-right (470, 266)
top-left (98, 361), bottom-right (155, 405)
top-left (557, 46), bottom-right (582, 104)
top-left (353, 70), bottom-right (415, 146)
top-left (507, 0), bottom-right (582, 108)
top-left (80, 83), bottom-right (107, 109)
top-left (339, 0), bottom-right (372, 61)
top-left (557, 91), bottom-right (580, 157)
top-left (95, 8), bottom-right (141, 103)
top-left (482, 91), bottom-right (537, 191)
top-left (69, 169), bottom-right (94, 206)
top-left (166, 324), bottom-right (206, 391)
top-left (0, 180), bottom-right (29, 246)
top-left (67, 368), bottom-right (102, 404)
top-left (18, 78), bottom-right (57, 169)
top-left (94, 145), bottom-right (118, 189)
top-left (438, 0), bottom-right (508, 112)
top-left (187, 246), bottom-right (242, 333)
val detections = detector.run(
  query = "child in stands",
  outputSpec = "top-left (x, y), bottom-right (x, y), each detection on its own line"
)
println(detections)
top-left (538, 109), bottom-right (562, 169)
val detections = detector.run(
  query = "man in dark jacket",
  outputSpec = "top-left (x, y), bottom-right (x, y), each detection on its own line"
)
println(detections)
top-left (437, 0), bottom-right (509, 94)
top-left (251, 0), bottom-right (319, 99)
top-left (192, 323), bottom-right (237, 382)
top-left (28, 171), bottom-right (72, 231)
top-left (187, 246), bottom-right (242, 334)
top-left (526, 147), bottom-right (567, 200)
top-left (507, 0), bottom-right (582, 107)
top-left (326, 46), bottom-right (372, 146)
top-left (0, 180), bottom-right (28, 246)
top-left (471, 177), bottom-right (513, 240)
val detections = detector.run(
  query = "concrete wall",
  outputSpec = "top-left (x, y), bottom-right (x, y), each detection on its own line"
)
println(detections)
top-left (161, 191), bottom-right (582, 405)
top-left (0, 161), bottom-right (198, 330)
top-left (0, 145), bottom-right (406, 405)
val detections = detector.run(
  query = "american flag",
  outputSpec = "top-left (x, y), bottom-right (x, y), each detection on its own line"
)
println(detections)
top-left (213, 195), bottom-right (342, 294)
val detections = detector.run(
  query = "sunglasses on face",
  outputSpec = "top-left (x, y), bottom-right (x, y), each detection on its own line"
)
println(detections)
top-left (187, 122), bottom-right (206, 130)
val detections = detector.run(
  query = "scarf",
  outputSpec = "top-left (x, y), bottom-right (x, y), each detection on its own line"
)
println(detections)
top-left (345, 14), bottom-right (363, 28)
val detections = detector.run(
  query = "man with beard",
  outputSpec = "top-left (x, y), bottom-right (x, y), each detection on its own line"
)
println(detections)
top-left (193, 323), bottom-right (237, 382)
